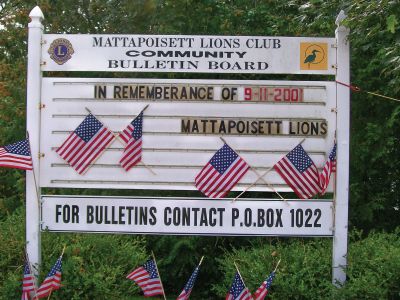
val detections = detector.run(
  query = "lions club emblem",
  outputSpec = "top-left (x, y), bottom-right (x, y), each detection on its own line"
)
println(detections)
top-left (48, 38), bottom-right (74, 65)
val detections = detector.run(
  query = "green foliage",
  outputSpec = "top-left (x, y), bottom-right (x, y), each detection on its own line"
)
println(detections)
top-left (0, 208), bottom-right (148, 299)
top-left (214, 230), bottom-right (400, 299)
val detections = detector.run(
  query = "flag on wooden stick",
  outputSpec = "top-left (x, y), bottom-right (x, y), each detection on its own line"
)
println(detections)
top-left (319, 143), bottom-right (337, 195)
top-left (195, 143), bottom-right (249, 198)
top-left (0, 139), bottom-right (33, 170)
top-left (225, 272), bottom-right (253, 300)
top-left (34, 255), bottom-right (62, 299)
top-left (118, 112), bottom-right (143, 171)
top-left (21, 259), bottom-right (36, 300)
top-left (126, 259), bottom-right (164, 297)
top-left (274, 143), bottom-right (320, 199)
top-left (253, 272), bottom-right (275, 300)
top-left (56, 113), bottom-right (115, 174)
top-left (177, 257), bottom-right (203, 300)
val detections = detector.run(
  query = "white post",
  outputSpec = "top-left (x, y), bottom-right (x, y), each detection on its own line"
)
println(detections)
top-left (333, 11), bottom-right (350, 286)
top-left (26, 6), bottom-right (44, 276)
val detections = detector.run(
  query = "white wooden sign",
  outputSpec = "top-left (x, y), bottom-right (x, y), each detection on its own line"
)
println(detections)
top-left (41, 196), bottom-right (334, 236)
top-left (42, 34), bottom-right (336, 74)
top-left (26, 6), bottom-right (350, 285)
top-left (40, 78), bottom-right (336, 192)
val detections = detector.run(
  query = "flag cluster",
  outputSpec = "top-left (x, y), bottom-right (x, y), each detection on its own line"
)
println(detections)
top-left (274, 143), bottom-right (337, 199)
top-left (194, 141), bottom-right (336, 200)
top-left (55, 112), bottom-right (145, 174)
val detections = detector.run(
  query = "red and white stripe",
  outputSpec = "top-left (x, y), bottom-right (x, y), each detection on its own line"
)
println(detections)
top-left (274, 157), bottom-right (320, 199)
top-left (226, 288), bottom-right (253, 300)
top-left (34, 271), bottom-right (61, 299)
top-left (119, 138), bottom-right (142, 171)
top-left (319, 159), bottom-right (336, 195)
top-left (56, 127), bottom-right (114, 175)
top-left (0, 148), bottom-right (32, 170)
top-left (126, 267), bottom-right (163, 297)
top-left (195, 157), bottom-right (249, 198)
top-left (22, 274), bottom-right (35, 299)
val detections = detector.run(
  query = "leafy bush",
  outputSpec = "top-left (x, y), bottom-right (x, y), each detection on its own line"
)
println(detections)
top-left (214, 230), bottom-right (400, 299)
top-left (0, 208), bottom-right (148, 300)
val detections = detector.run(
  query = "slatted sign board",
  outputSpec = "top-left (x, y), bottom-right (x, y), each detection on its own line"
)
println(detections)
top-left (27, 8), bottom-right (350, 284)
top-left (40, 78), bottom-right (336, 192)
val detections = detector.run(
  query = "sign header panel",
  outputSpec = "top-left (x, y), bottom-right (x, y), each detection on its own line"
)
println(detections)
top-left (41, 196), bottom-right (334, 236)
top-left (42, 35), bottom-right (336, 74)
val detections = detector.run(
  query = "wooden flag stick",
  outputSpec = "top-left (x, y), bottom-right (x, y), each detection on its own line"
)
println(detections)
top-left (61, 245), bottom-right (66, 257)
top-left (139, 162), bottom-right (157, 175)
top-left (46, 290), bottom-right (53, 300)
top-left (273, 259), bottom-right (281, 273)
top-left (233, 138), bottom-right (307, 202)
top-left (232, 167), bottom-right (273, 202)
top-left (140, 104), bottom-right (150, 114)
top-left (250, 166), bottom-right (286, 201)
top-left (198, 256), bottom-right (205, 266)
top-left (151, 251), bottom-right (167, 300)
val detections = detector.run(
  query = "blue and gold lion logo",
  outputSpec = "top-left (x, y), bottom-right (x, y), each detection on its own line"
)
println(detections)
top-left (48, 38), bottom-right (74, 65)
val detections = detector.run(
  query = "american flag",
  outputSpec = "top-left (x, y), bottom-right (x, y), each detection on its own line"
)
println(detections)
top-left (177, 265), bottom-right (200, 300)
top-left (0, 139), bottom-right (33, 170)
top-left (56, 114), bottom-right (115, 175)
top-left (253, 272), bottom-right (275, 300)
top-left (126, 259), bottom-right (164, 297)
top-left (118, 112), bottom-right (143, 171)
top-left (35, 256), bottom-right (62, 299)
top-left (195, 144), bottom-right (249, 198)
top-left (274, 144), bottom-right (320, 199)
top-left (319, 143), bottom-right (337, 195)
top-left (22, 260), bottom-right (35, 300)
top-left (225, 272), bottom-right (253, 300)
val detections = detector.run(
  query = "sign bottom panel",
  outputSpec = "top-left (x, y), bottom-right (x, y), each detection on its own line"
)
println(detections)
top-left (41, 196), bottom-right (333, 236)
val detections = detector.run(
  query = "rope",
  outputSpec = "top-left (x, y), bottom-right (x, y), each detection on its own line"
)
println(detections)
top-left (336, 80), bottom-right (400, 103)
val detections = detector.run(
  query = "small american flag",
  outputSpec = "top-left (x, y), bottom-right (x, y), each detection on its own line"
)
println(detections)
top-left (253, 272), bottom-right (275, 300)
top-left (22, 260), bottom-right (35, 300)
top-left (274, 144), bottom-right (320, 199)
top-left (126, 259), bottom-right (164, 297)
top-left (319, 143), bottom-right (337, 195)
top-left (35, 256), bottom-right (62, 299)
top-left (195, 144), bottom-right (249, 198)
top-left (177, 265), bottom-right (200, 300)
top-left (56, 114), bottom-right (115, 175)
top-left (225, 272), bottom-right (253, 300)
top-left (0, 139), bottom-right (33, 170)
top-left (119, 112), bottom-right (143, 171)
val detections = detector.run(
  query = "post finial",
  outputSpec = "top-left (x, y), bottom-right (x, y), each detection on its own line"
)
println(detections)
top-left (29, 6), bottom-right (44, 27)
top-left (335, 10), bottom-right (346, 27)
